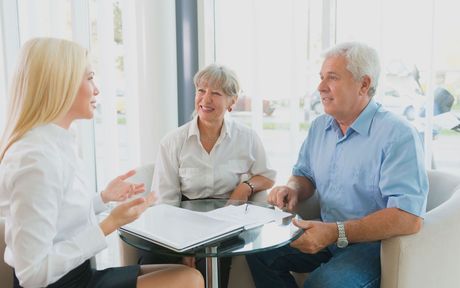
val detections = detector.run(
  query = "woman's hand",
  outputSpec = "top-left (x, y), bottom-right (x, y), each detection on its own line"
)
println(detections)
top-left (229, 183), bottom-right (252, 201)
top-left (100, 192), bottom-right (156, 236)
top-left (101, 170), bottom-right (145, 203)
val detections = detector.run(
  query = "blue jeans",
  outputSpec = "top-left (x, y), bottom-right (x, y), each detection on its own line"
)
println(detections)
top-left (246, 242), bottom-right (381, 288)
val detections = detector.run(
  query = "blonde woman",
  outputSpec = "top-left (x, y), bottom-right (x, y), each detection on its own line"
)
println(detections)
top-left (0, 38), bottom-right (203, 288)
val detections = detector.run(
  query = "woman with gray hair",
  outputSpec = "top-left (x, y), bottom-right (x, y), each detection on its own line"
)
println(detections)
top-left (153, 64), bottom-right (275, 205)
top-left (143, 64), bottom-right (276, 287)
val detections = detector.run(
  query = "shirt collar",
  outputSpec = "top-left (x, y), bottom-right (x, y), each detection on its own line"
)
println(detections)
top-left (35, 123), bottom-right (75, 144)
top-left (324, 99), bottom-right (380, 137)
top-left (187, 115), bottom-right (232, 140)
top-left (349, 100), bottom-right (380, 136)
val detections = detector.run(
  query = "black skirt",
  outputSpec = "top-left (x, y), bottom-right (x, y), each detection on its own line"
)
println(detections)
top-left (14, 260), bottom-right (140, 288)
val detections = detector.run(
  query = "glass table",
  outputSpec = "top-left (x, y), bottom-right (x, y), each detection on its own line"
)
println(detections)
top-left (119, 199), bottom-right (303, 288)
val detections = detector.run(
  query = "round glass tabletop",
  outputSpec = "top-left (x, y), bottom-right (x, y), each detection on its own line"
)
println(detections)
top-left (119, 199), bottom-right (303, 258)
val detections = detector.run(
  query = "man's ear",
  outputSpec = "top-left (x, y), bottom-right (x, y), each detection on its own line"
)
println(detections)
top-left (360, 75), bottom-right (371, 96)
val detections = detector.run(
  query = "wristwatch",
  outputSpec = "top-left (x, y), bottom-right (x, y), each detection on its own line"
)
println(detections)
top-left (336, 221), bottom-right (349, 248)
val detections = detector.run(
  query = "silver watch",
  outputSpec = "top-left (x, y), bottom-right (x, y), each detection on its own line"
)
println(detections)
top-left (336, 221), bottom-right (349, 248)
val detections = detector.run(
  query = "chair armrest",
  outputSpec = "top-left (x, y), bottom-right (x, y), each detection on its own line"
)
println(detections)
top-left (381, 190), bottom-right (460, 288)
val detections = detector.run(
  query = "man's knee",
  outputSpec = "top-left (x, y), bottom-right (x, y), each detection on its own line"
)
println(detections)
top-left (303, 243), bottom-right (381, 288)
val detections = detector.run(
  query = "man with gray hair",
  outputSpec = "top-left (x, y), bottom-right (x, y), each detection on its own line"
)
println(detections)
top-left (246, 42), bottom-right (428, 287)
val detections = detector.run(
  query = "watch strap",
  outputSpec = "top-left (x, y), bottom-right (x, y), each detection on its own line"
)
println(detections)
top-left (243, 180), bottom-right (255, 196)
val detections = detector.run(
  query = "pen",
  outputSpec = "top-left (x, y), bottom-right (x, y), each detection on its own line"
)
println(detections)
top-left (244, 203), bottom-right (249, 214)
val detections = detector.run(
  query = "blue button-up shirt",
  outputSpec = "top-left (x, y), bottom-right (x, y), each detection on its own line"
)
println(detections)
top-left (293, 100), bottom-right (428, 222)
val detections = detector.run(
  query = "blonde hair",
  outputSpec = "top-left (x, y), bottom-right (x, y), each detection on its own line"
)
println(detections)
top-left (0, 37), bottom-right (87, 161)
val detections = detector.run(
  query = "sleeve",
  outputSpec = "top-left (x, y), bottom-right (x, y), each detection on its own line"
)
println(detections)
top-left (92, 193), bottom-right (110, 214)
top-left (292, 123), bottom-right (316, 187)
top-left (248, 130), bottom-right (277, 181)
top-left (379, 126), bottom-right (429, 217)
top-left (7, 150), bottom-right (107, 287)
top-left (153, 138), bottom-right (182, 205)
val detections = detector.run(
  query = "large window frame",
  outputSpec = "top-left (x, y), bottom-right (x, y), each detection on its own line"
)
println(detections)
top-left (199, 0), bottom-right (452, 180)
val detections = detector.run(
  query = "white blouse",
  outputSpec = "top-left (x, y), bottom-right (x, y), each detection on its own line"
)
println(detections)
top-left (153, 116), bottom-right (276, 205)
top-left (0, 124), bottom-right (108, 287)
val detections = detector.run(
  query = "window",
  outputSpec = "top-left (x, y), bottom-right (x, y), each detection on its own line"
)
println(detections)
top-left (17, 0), bottom-right (73, 40)
top-left (89, 0), bottom-right (135, 190)
top-left (208, 0), bottom-right (460, 181)
top-left (336, 0), bottom-right (460, 173)
top-left (211, 0), bottom-right (321, 183)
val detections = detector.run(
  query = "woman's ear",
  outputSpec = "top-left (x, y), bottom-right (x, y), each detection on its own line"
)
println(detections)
top-left (228, 96), bottom-right (238, 112)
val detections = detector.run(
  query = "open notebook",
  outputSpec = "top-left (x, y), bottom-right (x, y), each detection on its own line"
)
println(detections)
top-left (120, 203), bottom-right (292, 252)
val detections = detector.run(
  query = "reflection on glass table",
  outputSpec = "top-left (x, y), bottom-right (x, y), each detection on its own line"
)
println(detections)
top-left (119, 199), bottom-right (302, 288)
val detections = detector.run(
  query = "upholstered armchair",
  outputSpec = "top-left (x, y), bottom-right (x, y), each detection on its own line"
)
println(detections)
top-left (379, 170), bottom-right (460, 288)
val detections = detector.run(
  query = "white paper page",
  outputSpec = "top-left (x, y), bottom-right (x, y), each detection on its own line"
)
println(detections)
top-left (204, 204), bottom-right (293, 229)
top-left (121, 204), bottom-right (243, 251)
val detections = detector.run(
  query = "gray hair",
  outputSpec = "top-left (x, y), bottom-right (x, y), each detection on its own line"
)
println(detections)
top-left (193, 64), bottom-right (240, 98)
top-left (323, 42), bottom-right (380, 97)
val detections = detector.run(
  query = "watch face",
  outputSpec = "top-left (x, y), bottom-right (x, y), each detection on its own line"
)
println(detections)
top-left (337, 239), bottom-right (348, 248)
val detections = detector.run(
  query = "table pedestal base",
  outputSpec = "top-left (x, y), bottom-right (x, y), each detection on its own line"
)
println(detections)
top-left (205, 246), bottom-right (219, 288)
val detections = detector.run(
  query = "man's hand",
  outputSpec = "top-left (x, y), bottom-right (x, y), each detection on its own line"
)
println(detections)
top-left (290, 219), bottom-right (338, 254)
top-left (101, 170), bottom-right (145, 203)
top-left (268, 185), bottom-right (299, 211)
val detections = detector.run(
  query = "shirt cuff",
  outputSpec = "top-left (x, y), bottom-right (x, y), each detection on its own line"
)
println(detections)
top-left (93, 194), bottom-right (110, 214)
top-left (387, 194), bottom-right (427, 217)
top-left (74, 224), bottom-right (108, 259)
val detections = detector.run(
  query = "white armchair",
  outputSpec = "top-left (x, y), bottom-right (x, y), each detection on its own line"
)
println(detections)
top-left (288, 169), bottom-right (460, 288)
top-left (380, 170), bottom-right (460, 288)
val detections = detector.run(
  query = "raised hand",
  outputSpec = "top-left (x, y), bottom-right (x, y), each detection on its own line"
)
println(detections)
top-left (101, 170), bottom-right (145, 203)
top-left (100, 192), bottom-right (156, 236)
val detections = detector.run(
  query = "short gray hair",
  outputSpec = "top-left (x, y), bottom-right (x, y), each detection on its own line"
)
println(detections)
top-left (323, 42), bottom-right (380, 97)
top-left (193, 64), bottom-right (240, 98)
